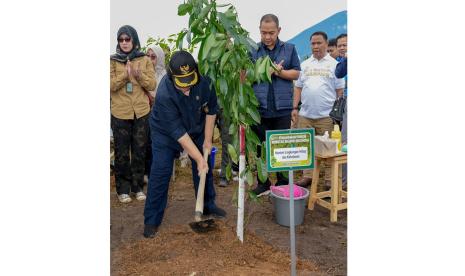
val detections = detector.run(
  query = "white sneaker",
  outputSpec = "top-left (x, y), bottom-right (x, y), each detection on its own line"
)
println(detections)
top-left (135, 191), bottom-right (146, 201)
top-left (117, 193), bottom-right (132, 203)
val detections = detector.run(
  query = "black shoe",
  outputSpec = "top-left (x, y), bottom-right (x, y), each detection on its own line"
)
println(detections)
top-left (252, 182), bottom-right (271, 197)
top-left (143, 225), bottom-right (159, 238)
top-left (204, 206), bottom-right (227, 218)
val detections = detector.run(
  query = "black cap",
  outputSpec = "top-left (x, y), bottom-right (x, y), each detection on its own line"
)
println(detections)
top-left (168, 50), bottom-right (199, 88)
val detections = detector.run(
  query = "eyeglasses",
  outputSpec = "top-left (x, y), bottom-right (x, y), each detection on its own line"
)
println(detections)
top-left (147, 54), bottom-right (157, 60)
top-left (118, 37), bottom-right (131, 43)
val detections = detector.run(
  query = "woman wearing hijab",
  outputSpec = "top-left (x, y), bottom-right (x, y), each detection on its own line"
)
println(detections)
top-left (146, 45), bottom-right (167, 103)
top-left (110, 25), bottom-right (156, 203)
top-left (144, 45), bottom-right (167, 183)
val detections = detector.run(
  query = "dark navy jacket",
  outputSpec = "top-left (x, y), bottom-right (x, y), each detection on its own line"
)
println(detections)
top-left (335, 57), bottom-right (348, 96)
top-left (149, 74), bottom-right (218, 151)
top-left (251, 39), bottom-right (300, 118)
top-left (335, 57), bottom-right (347, 78)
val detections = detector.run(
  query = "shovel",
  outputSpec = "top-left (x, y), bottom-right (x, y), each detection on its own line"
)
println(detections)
top-left (189, 151), bottom-right (217, 233)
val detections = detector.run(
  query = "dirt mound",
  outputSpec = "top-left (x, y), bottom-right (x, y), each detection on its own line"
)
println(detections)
top-left (112, 220), bottom-right (317, 275)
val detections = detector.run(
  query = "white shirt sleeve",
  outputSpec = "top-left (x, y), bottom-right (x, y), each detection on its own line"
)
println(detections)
top-left (335, 76), bottom-right (345, 89)
top-left (295, 71), bottom-right (304, 88)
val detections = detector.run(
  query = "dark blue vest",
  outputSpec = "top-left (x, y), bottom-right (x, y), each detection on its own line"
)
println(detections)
top-left (251, 41), bottom-right (296, 112)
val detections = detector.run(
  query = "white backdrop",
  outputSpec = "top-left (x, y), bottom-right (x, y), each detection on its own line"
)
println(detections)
top-left (110, 0), bottom-right (346, 53)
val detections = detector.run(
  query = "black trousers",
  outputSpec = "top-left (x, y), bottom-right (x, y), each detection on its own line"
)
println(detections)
top-left (111, 114), bottom-right (149, 195)
top-left (252, 114), bottom-right (291, 186)
top-left (145, 123), bottom-right (152, 177)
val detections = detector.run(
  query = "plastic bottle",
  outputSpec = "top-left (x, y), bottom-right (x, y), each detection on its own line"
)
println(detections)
top-left (331, 124), bottom-right (342, 152)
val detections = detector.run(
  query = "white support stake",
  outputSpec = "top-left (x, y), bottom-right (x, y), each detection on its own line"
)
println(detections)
top-left (237, 154), bottom-right (245, 242)
top-left (237, 125), bottom-right (246, 242)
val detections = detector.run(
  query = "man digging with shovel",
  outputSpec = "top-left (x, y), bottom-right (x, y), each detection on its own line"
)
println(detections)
top-left (143, 51), bottom-right (227, 238)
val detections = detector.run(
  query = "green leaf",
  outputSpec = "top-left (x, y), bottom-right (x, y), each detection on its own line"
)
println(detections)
top-left (238, 83), bottom-right (245, 107)
top-left (231, 97), bottom-right (239, 121)
top-left (217, 12), bottom-right (235, 32)
top-left (246, 127), bottom-right (261, 146)
top-left (200, 60), bottom-right (209, 75)
top-left (281, 171), bottom-right (289, 180)
top-left (227, 143), bottom-right (238, 164)
top-left (190, 18), bottom-right (202, 32)
top-left (270, 60), bottom-right (278, 71)
top-left (248, 190), bottom-right (259, 202)
top-left (264, 57), bottom-right (272, 83)
top-left (207, 40), bottom-right (226, 62)
top-left (226, 163), bottom-right (232, 180)
top-left (246, 106), bottom-right (261, 124)
top-left (232, 131), bottom-right (239, 153)
top-left (228, 123), bottom-right (237, 135)
top-left (218, 77), bottom-right (228, 96)
top-left (261, 141), bottom-right (266, 159)
top-left (186, 30), bottom-right (192, 45)
top-left (246, 170), bottom-right (254, 187)
top-left (246, 67), bottom-right (255, 82)
top-left (220, 50), bottom-right (232, 72)
top-left (176, 30), bottom-right (187, 50)
top-left (225, 6), bottom-right (236, 19)
top-left (198, 4), bottom-right (212, 19)
top-left (254, 57), bottom-right (264, 83)
top-left (178, 3), bottom-right (192, 16)
top-left (194, 35), bottom-right (207, 62)
top-left (212, 20), bottom-right (226, 34)
top-left (191, 33), bottom-right (206, 45)
top-left (239, 112), bottom-right (246, 123)
top-left (249, 90), bottom-right (259, 106)
top-left (245, 140), bottom-right (256, 161)
top-left (215, 33), bottom-right (227, 40)
top-left (256, 157), bottom-right (267, 183)
top-left (201, 33), bottom-right (216, 61)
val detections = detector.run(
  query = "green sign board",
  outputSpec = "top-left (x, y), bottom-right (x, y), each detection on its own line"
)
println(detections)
top-left (265, 128), bottom-right (315, 172)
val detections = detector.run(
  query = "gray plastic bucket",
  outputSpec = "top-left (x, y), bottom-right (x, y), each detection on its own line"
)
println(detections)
top-left (270, 186), bottom-right (310, 227)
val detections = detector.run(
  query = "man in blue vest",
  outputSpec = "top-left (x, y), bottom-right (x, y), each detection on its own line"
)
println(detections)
top-left (250, 14), bottom-right (301, 196)
top-left (143, 51), bottom-right (226, 238)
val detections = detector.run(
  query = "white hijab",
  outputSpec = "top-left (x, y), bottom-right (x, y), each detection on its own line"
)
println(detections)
top-left (149, 45), bottom-right (167, 97)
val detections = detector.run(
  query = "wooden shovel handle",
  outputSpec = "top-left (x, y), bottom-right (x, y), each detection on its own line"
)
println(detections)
top-left (194, 151), bottom-right (210, 219)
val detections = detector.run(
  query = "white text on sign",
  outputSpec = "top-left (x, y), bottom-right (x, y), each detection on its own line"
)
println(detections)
top-left (271, 134), bottom-right (309, 144)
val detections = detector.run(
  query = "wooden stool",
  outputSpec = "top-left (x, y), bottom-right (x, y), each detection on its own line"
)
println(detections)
top-left (307, 152), bottom-right (347, 222)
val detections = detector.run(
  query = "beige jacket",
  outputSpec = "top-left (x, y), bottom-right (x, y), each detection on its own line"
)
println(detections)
top-left (110, 56), bottom-right (156, 119)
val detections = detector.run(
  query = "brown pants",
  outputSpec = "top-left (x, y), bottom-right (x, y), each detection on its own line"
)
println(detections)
top-left (297, 116), bottom-right (334, 188)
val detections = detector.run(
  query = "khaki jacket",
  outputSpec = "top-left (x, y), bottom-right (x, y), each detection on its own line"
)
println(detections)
top-left (110, 56), bottom-right (156, 119)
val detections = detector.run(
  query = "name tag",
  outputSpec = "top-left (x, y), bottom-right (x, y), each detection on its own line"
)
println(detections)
top-left (126, 82), bottom-right (133, 93)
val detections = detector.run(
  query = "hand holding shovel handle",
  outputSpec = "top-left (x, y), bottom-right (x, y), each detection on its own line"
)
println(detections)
top-left (194, 151), bottom-right (209, 222)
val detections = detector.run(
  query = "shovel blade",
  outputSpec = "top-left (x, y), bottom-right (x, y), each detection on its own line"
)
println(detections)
top-left (189, 219), bottom-right (217, 233)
